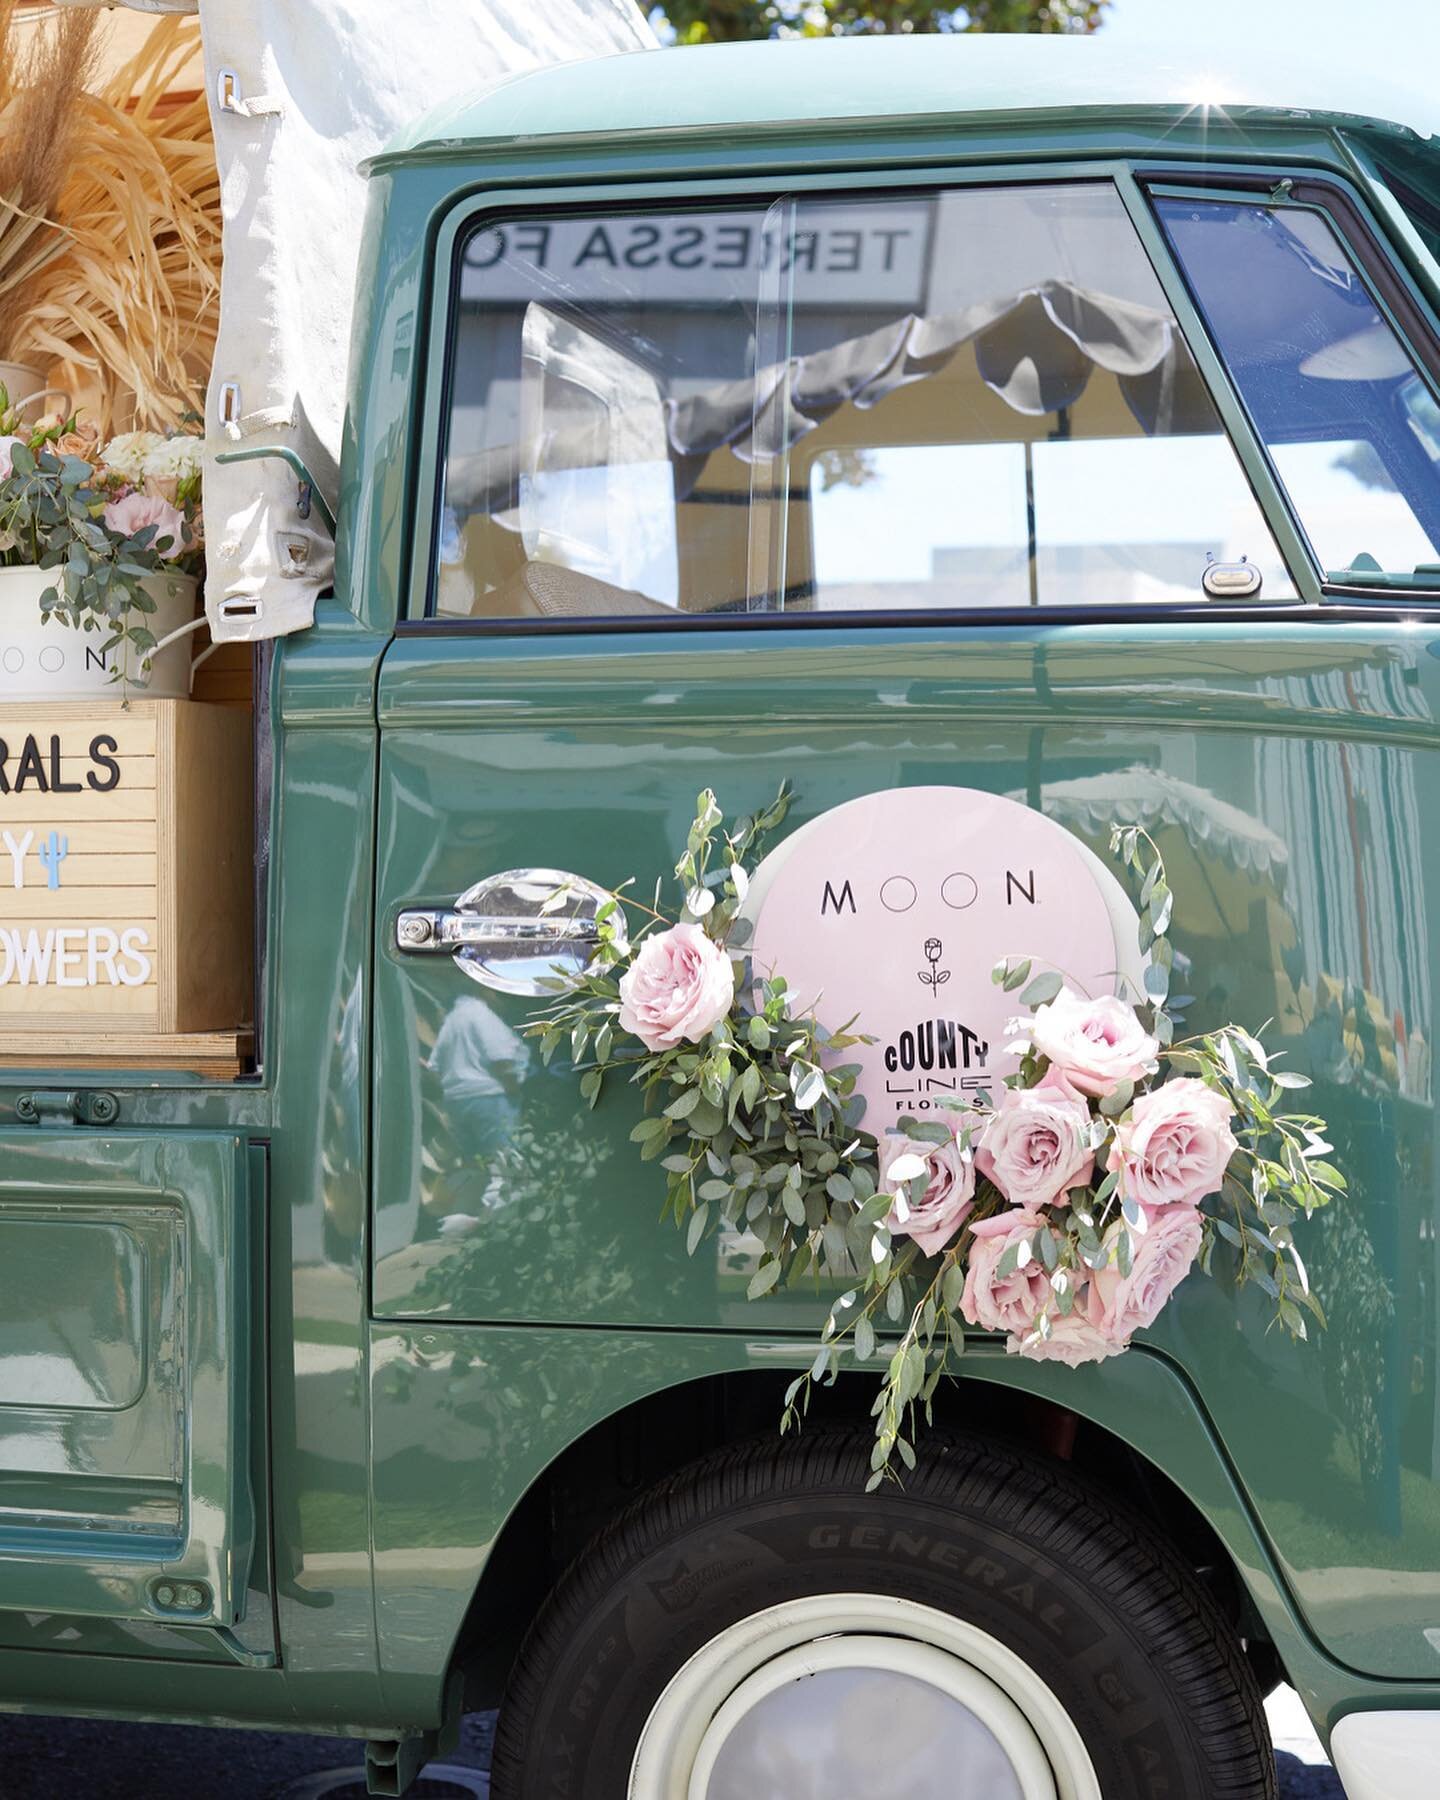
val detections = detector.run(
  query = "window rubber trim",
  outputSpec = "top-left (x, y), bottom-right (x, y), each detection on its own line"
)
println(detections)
top-left (421, 174), bottom-right (1138, 630)
top-left (393, 599), bottom-right (1427, 640)
top-left (416, 165), bottom-right (1440, 636)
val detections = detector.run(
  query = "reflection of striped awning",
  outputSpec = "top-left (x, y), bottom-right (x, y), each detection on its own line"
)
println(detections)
top-left (669, 279), bottom-right (1199, 462)
top-left (447, 279), bottom-right (1211, 515)
top-left (1253, 663), bottom-right (1431, 1092)
top-left (1022, 767), bottom-right (1290, 880)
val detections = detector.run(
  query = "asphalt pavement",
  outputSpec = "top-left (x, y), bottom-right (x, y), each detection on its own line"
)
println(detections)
top-left (0, 1703), bottom-right (1345, 1796)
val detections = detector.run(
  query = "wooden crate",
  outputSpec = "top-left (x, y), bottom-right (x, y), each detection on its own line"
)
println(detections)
top-left (191, 637), bottom-right (255, 711)
top-left (0, 700), bottom-right (252, 1070)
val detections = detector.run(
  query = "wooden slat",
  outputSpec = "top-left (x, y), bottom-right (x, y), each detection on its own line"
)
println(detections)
top-left (7, 820), bottom-right (159, 856)
top-left (0, 756), bottom-right (156, 792)
top-left (0, 699), bottom-right (161, 718)
top-left (0, 717), bottom-right (157, 757)
top-left (29, 855), bottom-right (156, 887)
top-left (163, 702), bottom-right (252, 1032)
top-left (0, 886), bottom-right (156, 919)
top-left (0, 918), bottom-right (154, 936)
top-left (0, 789), bottom-right (158, 823)
top-left (0, 984), bottom-right (158, 1016)
top-left (0, 701), bottom-right (251, 1047)
top-left (0, 1030), bottom-right (248, 1080)
top-left (191, 641), bottom-right (253, 711)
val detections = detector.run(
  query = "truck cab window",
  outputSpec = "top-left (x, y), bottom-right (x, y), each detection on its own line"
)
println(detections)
top-left (434, 183), bottom-right (1296, 620)
top-left (1156, 196), bottom-right (1440, 584)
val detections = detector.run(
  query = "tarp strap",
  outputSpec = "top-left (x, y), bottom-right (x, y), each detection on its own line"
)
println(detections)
top-left (220, 401), bottom-right (298, 444)
top-left (215, 66), bottom-right (284, 120)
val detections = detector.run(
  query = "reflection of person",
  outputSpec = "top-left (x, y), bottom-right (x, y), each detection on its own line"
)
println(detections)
top-left (424, 996), bottom-right (531, 1228)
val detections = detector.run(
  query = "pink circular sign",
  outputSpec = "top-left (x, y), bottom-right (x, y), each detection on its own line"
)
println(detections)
top-left (744, 787), bottom-right (1139, 1130)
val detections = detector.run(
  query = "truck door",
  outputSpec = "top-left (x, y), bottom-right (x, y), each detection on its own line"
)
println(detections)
top-left (371, 176), bottom-right (1304, 1326)
top-left (0, 1122), bottom-right (253, 1630)
top-left (371, 169), bottom-right (1440, 1678)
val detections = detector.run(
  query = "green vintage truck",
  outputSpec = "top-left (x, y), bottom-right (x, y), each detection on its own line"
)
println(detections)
top-left (6, 31), bottom-right (1440, 1800)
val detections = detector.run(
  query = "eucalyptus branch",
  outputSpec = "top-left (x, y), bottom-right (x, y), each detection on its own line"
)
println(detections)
top-left (533, 789), bottom-right (1342, 1489)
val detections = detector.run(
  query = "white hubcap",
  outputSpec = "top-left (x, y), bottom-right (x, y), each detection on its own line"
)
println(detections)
top-left (629, 1594), bottom-right (1102, 1800)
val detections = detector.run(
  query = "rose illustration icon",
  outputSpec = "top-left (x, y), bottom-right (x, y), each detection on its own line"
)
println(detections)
top-left (919, 937), bottom-right (950, 993)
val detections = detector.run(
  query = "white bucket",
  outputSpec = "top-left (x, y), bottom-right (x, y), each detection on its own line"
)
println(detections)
top-left (0, 565), bottom-right (199, 699)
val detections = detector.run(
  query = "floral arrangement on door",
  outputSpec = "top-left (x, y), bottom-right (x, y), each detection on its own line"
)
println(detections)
top-left (531, 788), bottom-right (1341, 1481)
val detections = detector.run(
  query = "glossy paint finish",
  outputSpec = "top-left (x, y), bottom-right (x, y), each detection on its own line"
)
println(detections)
top-left (3, 38), bottom-right (1440, 1752)
top-left (0, 1130), bottom-right (251, 1626)
top-left (373, 616), bottom-right (1440, 1685)
top-left (0, 609), bottom-right (393, 1729)
top-left (0, 1139), bottom-right (278, 1674)
top-left (378, 35), bottom-right (1440, 165)
top-left (369, 1324), bottom-right (1439, 1739)
top-left (1, 1218), bottom-right (147, 1410)
top-left (257, 604), bottom-right (397, 1726)
top-left (362, 54), bottom-right (1440, 1730)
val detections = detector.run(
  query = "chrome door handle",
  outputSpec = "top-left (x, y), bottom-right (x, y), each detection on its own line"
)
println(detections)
top-left (395, 911), bottom-right (600, 952)
top-left (394, 867), bottom-right (611, 997)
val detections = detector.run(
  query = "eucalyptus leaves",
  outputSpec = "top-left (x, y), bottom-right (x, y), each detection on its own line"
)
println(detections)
top-left (0, 388), bottom-right (203, 672)
top-left (530, 793), bottom-right (1342, 1484)
top-left (529, 783), bottom-right (883, 1273)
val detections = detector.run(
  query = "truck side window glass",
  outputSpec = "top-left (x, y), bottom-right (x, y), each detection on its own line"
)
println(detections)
top-left (1156, 196), bottom-right (1440, 582)
top-left (435, 184), bottom-right (1296, 620)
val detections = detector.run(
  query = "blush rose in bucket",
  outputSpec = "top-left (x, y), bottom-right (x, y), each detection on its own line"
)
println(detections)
top-left (0, 390), bottom-right (204, 688)
top-left (529, 795), bottom-right (1343, 1484)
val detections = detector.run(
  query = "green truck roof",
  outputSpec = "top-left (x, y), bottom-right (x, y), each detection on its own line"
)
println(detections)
top-left (379, 34), bottom-right (1434, 168)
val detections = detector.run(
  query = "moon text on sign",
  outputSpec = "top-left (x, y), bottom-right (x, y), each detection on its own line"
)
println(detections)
top-left (744, 787), bottom-right (1137, 1128)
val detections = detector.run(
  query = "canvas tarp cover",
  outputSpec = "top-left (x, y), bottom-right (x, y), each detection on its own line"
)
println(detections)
top-left (191, 0), bottom-right (653, 641)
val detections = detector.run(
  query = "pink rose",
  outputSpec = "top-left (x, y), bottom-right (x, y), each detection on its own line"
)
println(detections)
top-left (103, 490), bottom-right (187, 559)
top-left (1007, 1311), bottom-right (1127, 1367)
top-left (960, 1209), bottom-right (1053, 1336)
top-left (1110, 1078), bottom-right (1237, 1213)
top-left (1091, 1206), bottom-right (1204, 1339)
top-left (976, 1075), bottom-right (1094, 1210)
top-left (879, 1119), bottom-right (976, 1256)
top-left (0, 434), bottom-right (25, 481)
top-left (55, 424), bottom-right (100, 462)
top-left (1028, 989), bottom-right (1158, 1098)
top-left (617, 922), bottom-right (734, 1052)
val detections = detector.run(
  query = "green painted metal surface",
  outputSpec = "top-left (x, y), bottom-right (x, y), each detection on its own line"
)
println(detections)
top-left (1, 45), bottom-right (1440, 1751)
top-left (371, 617), bottom-right (1440, 1684)
top-left (368, 1323), bottom-right (1440, 1738)
top-left (358, 77), bottom-right (1440, 1726)
top-left (377, 36), bottom-right (1436, 167)
top-left (0, 1218), bottom-right (147, 1409)
top-left (0, 1131), bottom-right (252, 1627)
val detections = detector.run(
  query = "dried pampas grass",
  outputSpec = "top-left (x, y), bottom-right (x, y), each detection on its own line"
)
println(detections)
top-left (13, 15), bottom-right (221, 434)
top-left (0, 0), bottom-right (100, 360)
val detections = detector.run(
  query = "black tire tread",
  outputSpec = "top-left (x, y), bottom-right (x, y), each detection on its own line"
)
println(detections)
top-left (493, 1428), bottom-right (1275, 1799)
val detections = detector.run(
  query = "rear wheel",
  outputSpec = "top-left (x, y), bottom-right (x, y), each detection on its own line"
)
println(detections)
top-left (491, 1430), bottom-right (1275, 1800)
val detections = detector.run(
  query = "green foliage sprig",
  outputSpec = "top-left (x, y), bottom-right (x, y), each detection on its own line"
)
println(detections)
top-left (0, 390), bottom-right (201, 675)
top-left (528, 784), bottom-right (888, 1283)
top-left (1108, 826), bottom-right (1340, 1333)
top-left (0, 437), bottom-right (166, 662)
top-left (653, 2), bottom-right (1108, 47)
top-left (533, 793), bottom-right (1343, 1489)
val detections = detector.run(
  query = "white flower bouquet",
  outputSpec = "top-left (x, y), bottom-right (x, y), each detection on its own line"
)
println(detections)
top-left (0, 387), bottom-right (203, 676)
